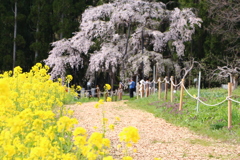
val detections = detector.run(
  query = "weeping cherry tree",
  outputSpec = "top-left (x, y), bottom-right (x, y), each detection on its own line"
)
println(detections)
top-left (45, 0), bottom-right (202, 81)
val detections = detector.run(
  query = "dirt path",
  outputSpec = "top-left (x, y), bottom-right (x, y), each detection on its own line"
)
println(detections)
top-left (67, 101), bottom-right (240, 160)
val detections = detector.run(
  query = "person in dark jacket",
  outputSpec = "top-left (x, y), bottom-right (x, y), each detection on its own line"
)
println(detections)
top-left (129, 78), bottom-right (136, 98)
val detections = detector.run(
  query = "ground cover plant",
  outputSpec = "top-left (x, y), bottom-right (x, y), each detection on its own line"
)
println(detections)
top-left (0, 63), bottom-right (140, 160)
top-left (127, 88), bottom-right (240, 143)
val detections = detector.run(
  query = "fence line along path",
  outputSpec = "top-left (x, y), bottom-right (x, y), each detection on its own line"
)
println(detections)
top-left (67, 101), bottom-right (240, 160)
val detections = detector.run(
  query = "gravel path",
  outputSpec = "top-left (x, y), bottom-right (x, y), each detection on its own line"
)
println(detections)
top-left (68, 101), bottom-right (240, 160)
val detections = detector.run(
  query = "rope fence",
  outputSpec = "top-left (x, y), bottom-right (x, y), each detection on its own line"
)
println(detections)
top-left (130, 75), bottom-right (240, 129)
top-left (149, 76), bottom-right (240, 129)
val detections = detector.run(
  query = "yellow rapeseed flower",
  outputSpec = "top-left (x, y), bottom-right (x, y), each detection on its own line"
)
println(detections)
top-left (86, 151), bottom-right (98, 160)
top-left (88, 132), bottom-right (103, 149)
top-left (98, 99), bottom-right (104, 104)
top-left (102, 118), bottom-right (108, 124)
top-left (0, 63), bottom-right (91, 159)
top-left (104, 84), bottom-right (111, 91)
top-left (76, 102), bottom-right (82, 105)
top-left (0, 79), bottom-right (10, 97)
top-left (44, 65), bottom-right (50, 71)
top-left (122, 156), bottom-right (133, 160)
top-left (117, 144), bottom-right (121, 149)
top-left (3, 145), bottom-right (16, 158)
top-left (107, 97), bottom-right (112, 102)
top-left (74, 136), bottom-right (87, 147)
top-left (94, 103), bottom-right (100, 108)
top-left (109, 124), bottom-right (115, 131)
top-left (36, 63), bottom-right (42, 68)
top-left (57, 116), bottom-right (78, 132)
top-left (68, 109), bottom-right (74, 116)
top-left (115, 117), bottom-right (121, 121)
top-left (76, 85), bottom-right (82, 91)
top-left (66, 75), bottom-right (73, 83)
top-left (13, 66), bottom-right (22, 75)
top-left (73, 127), bottom-right (87, 136)
top-left (103, 156), bottom-right (114, 160)
top-left (119, 126), bottom-right (140, 143)
top-left (126, 143), bottom-right (132, 147)
top-left (62, 153), bottom-right (77, 160)
top-left (32, 119), bottom-right (44, 130)
top-left (102, 138), bottom-right (111, 148)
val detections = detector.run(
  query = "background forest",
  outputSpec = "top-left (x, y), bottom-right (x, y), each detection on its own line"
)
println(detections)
top-left (0, 0), bottom-right (239, 89)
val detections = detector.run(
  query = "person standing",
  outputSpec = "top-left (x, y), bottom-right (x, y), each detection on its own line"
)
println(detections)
top-left (129, 78), bottom-right (136, 98)
top-left (87, 81), bottom-right (92, 98)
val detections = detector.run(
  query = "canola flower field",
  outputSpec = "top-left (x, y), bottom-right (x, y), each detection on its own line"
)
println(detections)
top-left (0, 63), bottom-right (141, 160)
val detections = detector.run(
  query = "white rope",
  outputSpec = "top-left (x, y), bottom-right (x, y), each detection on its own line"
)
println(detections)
top-left (152, 80), bottom-right (158, 84)
top-left (196, 97), bottom-right (228, 107)
top-left (182, 84), bottom-right (228, 107)
top-left (157, 78), bottom-right (165, 83)
top-left (182, 83), bottom-right (197, 99)
top-left (170, 79), bottom-right (181, 87)
top-left (163, 77), bottom-right (170, 84)
top-left (228, 98), bottom-right (240, 104)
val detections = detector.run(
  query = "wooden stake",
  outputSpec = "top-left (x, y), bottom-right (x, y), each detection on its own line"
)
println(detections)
top-left (118, 83), bottom-right (122, 100)
top-left (179, 79), bottom-right (184, 111)
top-left (136, 82), bottom-right (139, 99)
top-left (105, 92), bottom-right (108, 102)
top-left (115, 89), bottom-right (118, 101)
top-left (141, 83), bottom-right (144, 98)
top-left (228, 82), bottom-right (232, 129)
top-left (164, 76), bottom-right (168, 101)
top-left (158, 78), bottom-right (161, 99)
top-left (146, 82), bottom-right (149, 97)
top-left (96, 85), bottom-right (100, 100)
top-left (171, 76), bottom-right (174, 103)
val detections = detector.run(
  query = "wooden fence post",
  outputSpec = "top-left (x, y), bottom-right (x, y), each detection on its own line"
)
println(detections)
top-left (141, 83), bottom-right (144, 98)
top-left (115, 89), bottom-right (118, 101)
top-left (118, 82), bottom-right (123, 100)
top-left (164, 76), bottom-right (168, 101)
top-left (158, 78), bottom-right (161, 99)
top-left (105, 91), bottom-right (107, 102)
top-left (136, 82), bottom-right (139, 99)
top-left (146, 81), bottom-right (150, 97)
top-left (179, 79), bottom-right (184, 111)
top-left (228, 82), bottom-right (232, 129)
top-left (111, 91), bottom-right (113, 101)
top-left (96, 85), bottom-right (100, 100)
top-left (171, 76), bottom-right (174, 103)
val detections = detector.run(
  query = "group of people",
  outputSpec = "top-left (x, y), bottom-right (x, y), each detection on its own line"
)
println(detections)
top-left (85, 78), bottom-right (147, 99)
top-left (128, 78), bottom-right (154, 98)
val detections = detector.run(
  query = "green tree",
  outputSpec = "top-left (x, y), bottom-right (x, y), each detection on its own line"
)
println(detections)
top-left (28, 0), bottom-right (54, 63)
top-left (52, 0), bottom-right (86, 40)
top-left (0, 2), bottom-right (13, 71)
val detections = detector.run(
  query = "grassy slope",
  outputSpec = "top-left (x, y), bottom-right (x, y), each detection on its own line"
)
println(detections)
top-left (126, 88), bottom-right (240, 144)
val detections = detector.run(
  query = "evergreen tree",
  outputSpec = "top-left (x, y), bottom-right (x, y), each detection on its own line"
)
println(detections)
top-left (52, 0), bottom-right (86, 40)
top-left (28, 0), bottom-right (54, 63)
top-left (0, 2), bottom-right (13, 71)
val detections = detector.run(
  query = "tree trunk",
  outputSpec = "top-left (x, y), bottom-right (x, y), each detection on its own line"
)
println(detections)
top-left (13, 1), bottom-right (17, 71)
top-left (141, 29), bottom-right (144, 79)
top-left (34, 5), bottom-right (40, 62)
top-left (60, 13), bottom-right (64, 39)
top-left (121, 22), bottom-right (131, 79)
top-left (232, 75), bottom-right (238, 89)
